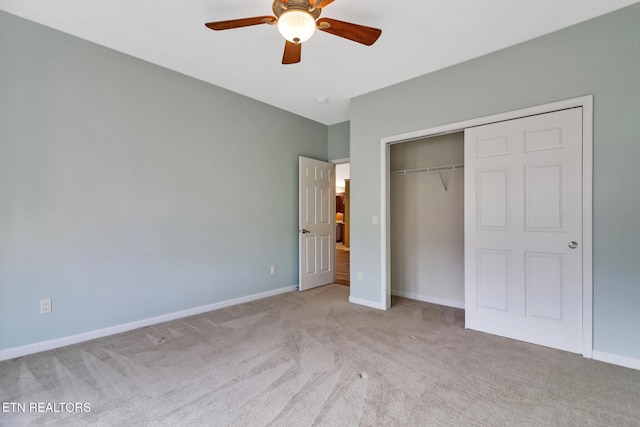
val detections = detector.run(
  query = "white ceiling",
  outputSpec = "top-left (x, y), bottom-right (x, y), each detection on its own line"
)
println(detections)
top-left (1, 0), bottom-right (638, 125)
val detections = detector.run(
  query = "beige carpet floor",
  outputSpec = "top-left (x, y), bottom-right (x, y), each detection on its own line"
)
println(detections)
top-left (1, 284), bottom-right (639, 426)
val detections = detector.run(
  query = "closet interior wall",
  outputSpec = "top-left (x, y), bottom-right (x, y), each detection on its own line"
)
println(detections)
top-left (390, 132), bottom-right (465, 308)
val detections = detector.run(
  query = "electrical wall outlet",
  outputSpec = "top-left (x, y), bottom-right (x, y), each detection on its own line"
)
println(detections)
top-left (271, 265), bottom-right (277, 275)
top-left (357, 272), bottom-right (363, 281)
top-left (40, 299), bottom-right (52, 314)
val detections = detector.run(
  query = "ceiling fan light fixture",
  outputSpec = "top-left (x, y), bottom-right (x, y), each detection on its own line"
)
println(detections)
top-left (277, 9), bottom-right (316, 44)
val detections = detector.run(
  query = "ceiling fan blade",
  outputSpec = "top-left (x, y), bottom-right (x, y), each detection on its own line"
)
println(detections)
top-left (282, 41), bottom-right (301, 64)
top-left (205, 16), bottom-right (276, 31)
top-left (316, 18), bottom-right (381, 46)
top-left (315, 0), bottom-right (335, 8)
top-left (310, 0), bottom-right (335, 8)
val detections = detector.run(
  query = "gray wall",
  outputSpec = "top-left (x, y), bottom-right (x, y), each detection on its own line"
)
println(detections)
top-left (0, 11), bottom-right (327, 350)
top-left (350, 4), bottom-right (640, 359)
top-left (328, 121), bottom-right (350, 161)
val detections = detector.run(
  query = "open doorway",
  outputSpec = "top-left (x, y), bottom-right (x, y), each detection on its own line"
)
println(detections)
top-left (335, 163), bottom-right (350, 286)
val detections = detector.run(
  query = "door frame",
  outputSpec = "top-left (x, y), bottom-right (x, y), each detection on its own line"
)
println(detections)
top-left (380, 95), bottom-right (593, 357)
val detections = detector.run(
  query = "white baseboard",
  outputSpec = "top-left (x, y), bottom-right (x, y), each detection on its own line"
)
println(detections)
top-left (391, 290), bottom-right (464, 309)
top-left (0, 285), bottom-right (297, 362)
top-left (349, 296), bottom-right (387, 310)
top-left (593, 350), bottom-right (640, 371)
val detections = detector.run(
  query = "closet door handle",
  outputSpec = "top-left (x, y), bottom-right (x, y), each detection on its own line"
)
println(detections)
top-left (568, 241), bottom-right (578, 249)
top-left (301, 229), bottom-right (311, 234)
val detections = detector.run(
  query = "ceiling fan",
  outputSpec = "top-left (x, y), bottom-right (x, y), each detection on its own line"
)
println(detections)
top-left (205, 0), bottom-right (382, 64)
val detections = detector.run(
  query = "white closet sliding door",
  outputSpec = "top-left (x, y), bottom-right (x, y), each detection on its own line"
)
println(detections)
top-left (464, 108), bottom-right (584, 354)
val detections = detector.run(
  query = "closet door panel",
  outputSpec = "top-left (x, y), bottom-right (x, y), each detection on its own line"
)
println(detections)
top-left (464, 107), bottom-right (583, 354)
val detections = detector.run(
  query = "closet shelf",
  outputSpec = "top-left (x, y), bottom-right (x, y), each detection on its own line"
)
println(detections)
top-left (391, 163), bottom-right (464, 192)
top-left (391, 164), bottom-right (464, 176)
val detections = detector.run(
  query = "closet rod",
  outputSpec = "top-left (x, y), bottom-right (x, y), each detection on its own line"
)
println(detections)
top-left (391, 164), bottom-right (464, 175)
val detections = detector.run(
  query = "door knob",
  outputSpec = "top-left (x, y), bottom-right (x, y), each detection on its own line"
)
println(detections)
top-left (301, 229), bottom-right (310, 234)
top-left (568, 241), bottom-right (578, 249)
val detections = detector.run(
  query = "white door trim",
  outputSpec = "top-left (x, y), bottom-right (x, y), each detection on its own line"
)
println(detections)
top-left (380, 95), bottom-right (593, 357)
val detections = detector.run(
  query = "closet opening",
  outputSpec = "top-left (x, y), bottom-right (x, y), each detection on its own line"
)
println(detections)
top-left (389, 132), bottom-right (465, 308)
top-left (379, 96), bottom-right (593, 352)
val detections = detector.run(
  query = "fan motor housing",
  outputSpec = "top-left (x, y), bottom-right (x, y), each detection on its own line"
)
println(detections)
top-left (273, 0), bottom-right (321, 19)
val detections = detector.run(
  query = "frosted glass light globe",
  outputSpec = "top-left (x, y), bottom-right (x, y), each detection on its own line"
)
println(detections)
top-left (277, 9), bottom-right (316, 44)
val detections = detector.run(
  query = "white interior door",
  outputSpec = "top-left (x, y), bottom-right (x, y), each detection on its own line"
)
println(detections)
top-left (464, 107), bottom-right (584, 353)
top-left (299, 156), bottom-right (335, 291)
